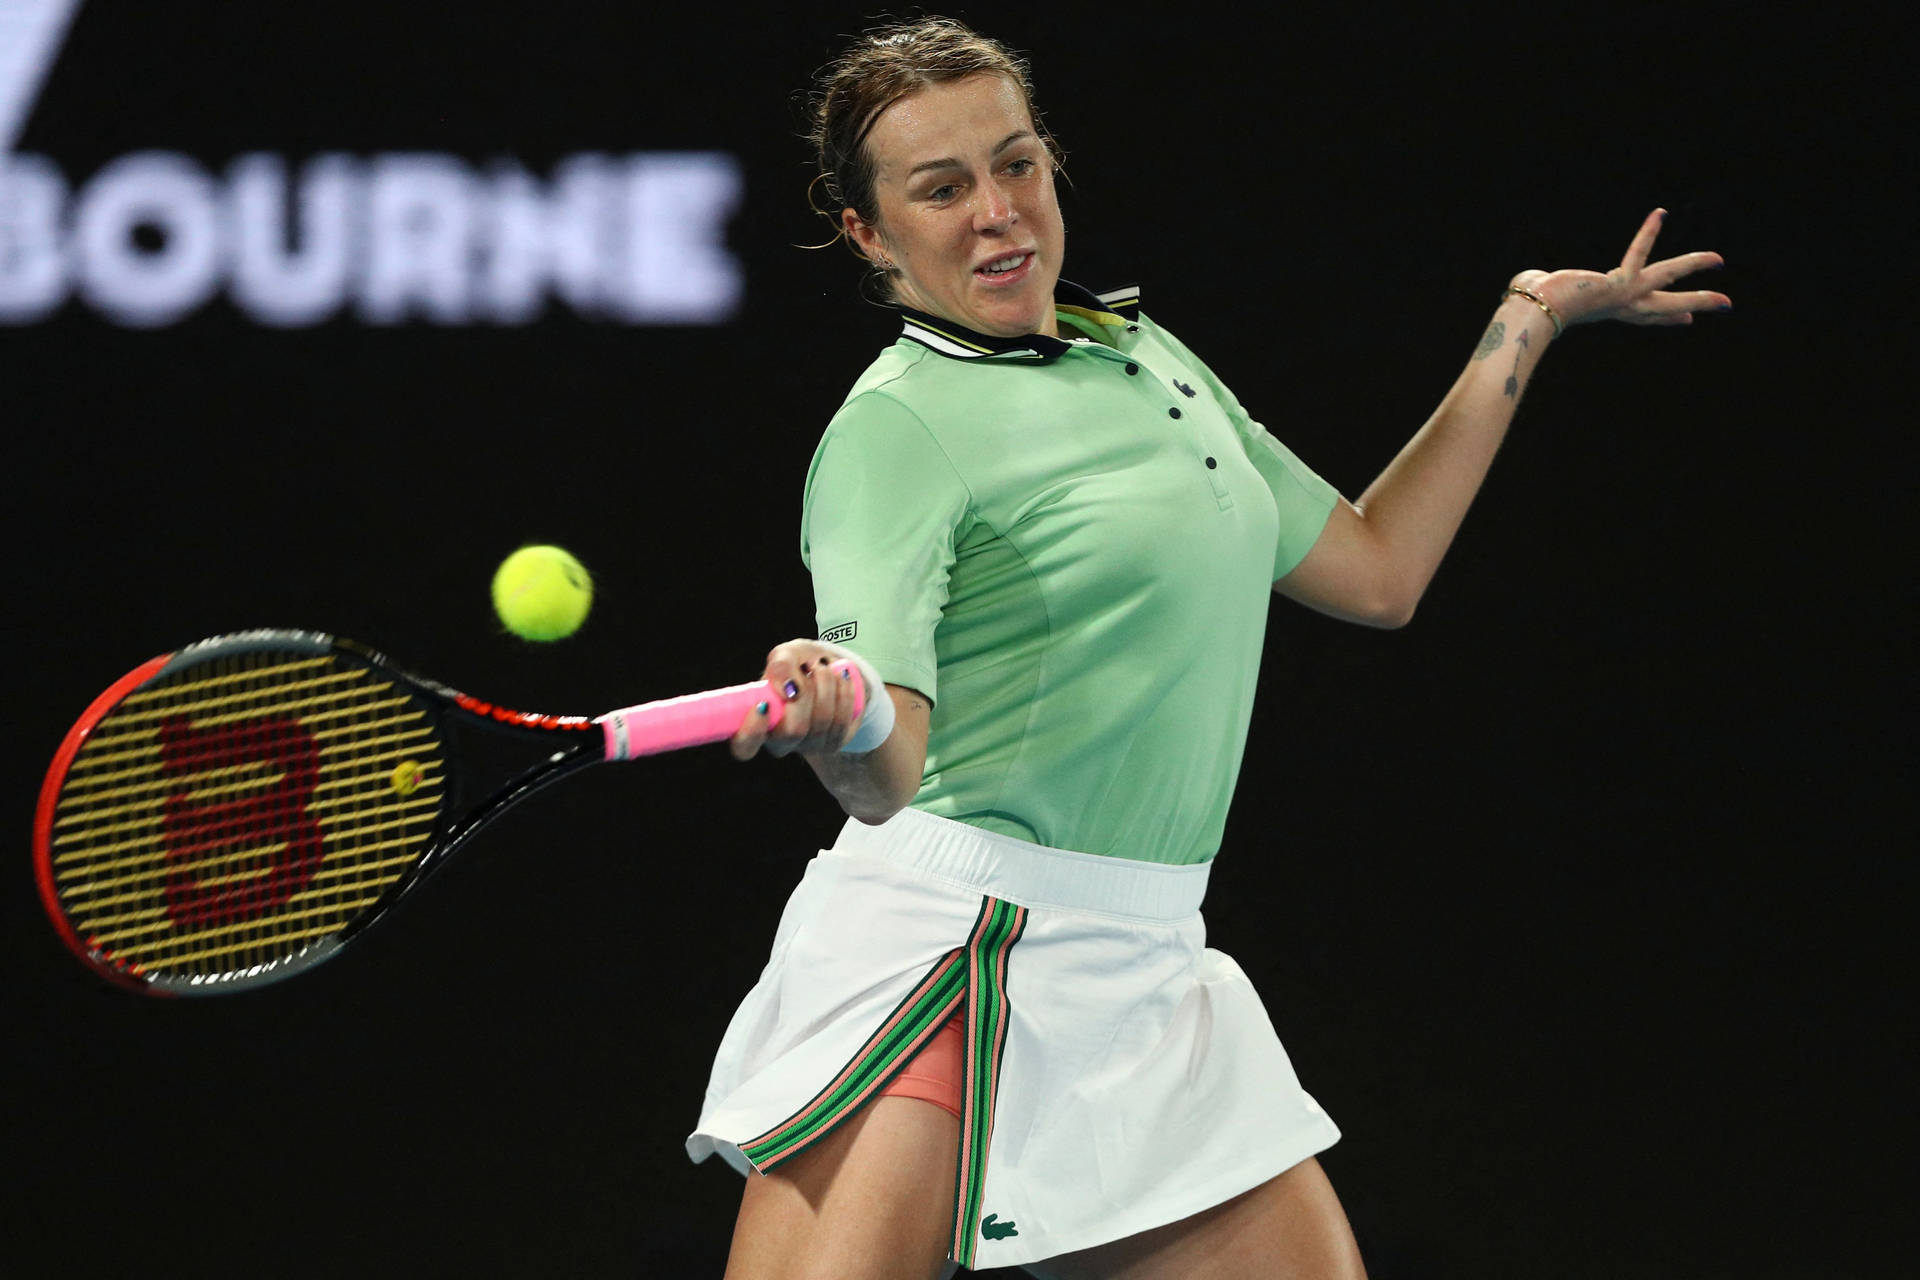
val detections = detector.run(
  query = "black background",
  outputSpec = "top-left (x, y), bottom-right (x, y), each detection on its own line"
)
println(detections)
top-left (4, 3), bottom-right (1904, 1277)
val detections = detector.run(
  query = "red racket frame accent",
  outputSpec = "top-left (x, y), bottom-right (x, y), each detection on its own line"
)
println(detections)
top-left (450, 691), bottom-right (596, 732)
top-left (33, 653), bottom-right (175, 994)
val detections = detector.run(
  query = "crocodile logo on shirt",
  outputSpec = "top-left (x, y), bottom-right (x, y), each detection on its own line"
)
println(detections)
top-left (1173, 379), bottom-right (1197, 398)
top-left (981, 1214), bottom-right (1019, 1241)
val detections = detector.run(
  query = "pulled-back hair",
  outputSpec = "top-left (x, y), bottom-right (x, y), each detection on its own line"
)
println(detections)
top-left (806, 17), bottom-right (1060, 290)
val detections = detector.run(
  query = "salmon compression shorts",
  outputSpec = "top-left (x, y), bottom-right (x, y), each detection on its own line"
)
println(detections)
top-left (879, 1010), bottom-right (965, 1118)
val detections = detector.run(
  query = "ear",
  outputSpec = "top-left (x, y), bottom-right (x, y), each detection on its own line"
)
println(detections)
top-left (843, 208), bottom-right (886, 265)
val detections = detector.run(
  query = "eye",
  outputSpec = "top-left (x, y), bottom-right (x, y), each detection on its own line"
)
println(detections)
top-left (1005, 157), bottom-right (1037, 177)
top-left (925, 183), bottom-right (959, 202)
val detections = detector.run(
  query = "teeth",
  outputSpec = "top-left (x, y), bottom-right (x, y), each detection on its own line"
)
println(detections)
top-left (982, 254), bottom-right (1027, 274)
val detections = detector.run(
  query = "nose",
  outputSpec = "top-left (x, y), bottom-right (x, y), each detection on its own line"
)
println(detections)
top-left (972, 178), bottom-right (1016, 233)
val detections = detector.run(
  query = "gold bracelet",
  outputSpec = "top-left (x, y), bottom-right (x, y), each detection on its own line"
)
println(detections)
top-left (1503, 284), bottom-right (1564, 338)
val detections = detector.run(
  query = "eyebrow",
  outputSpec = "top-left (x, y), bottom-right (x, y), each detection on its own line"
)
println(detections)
top-left (905, 130), bottom-right (1035, 180)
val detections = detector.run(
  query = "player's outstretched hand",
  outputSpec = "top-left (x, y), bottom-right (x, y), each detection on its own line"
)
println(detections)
top-left (1514, 208), bottom-right (1730, 331)
top-left (729, 638), bottom-right (864, 761)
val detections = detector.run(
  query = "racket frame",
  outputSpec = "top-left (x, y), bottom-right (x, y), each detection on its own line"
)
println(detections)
top-left (36, 629), bottom-right (859, 996)
top-left (39, 631), bottom-right (601, 996)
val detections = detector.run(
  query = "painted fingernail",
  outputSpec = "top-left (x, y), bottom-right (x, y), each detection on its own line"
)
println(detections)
top-left (799, 661), bottom-right (813, 674)
top-left (840, 666), bottom-right (853, 679)
top-left (755, 700), bottom-right (769, 716)
top-left (783, 680), bottom-right (800, 700)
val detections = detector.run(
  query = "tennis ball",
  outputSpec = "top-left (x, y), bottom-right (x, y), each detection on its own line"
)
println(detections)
top-left (491, 545), bottom-right (593, 641)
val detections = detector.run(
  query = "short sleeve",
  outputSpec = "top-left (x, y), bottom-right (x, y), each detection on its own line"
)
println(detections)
top-left (1240, 426), bottom-right (1340, 581)
top-left (801, 390), bottom-right (971, 703)
top-left (1151, 322), bottom-right (1339, 580)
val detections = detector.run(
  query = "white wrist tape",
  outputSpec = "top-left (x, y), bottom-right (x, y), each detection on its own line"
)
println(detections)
top-left (819, 643), bottom-right (895, 754)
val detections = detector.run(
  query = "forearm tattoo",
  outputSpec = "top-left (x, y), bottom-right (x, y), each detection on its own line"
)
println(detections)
top-left (1473, 319), bottom-right (1506, 361)
top-left (1503, 329), bottom-right (1531, 399)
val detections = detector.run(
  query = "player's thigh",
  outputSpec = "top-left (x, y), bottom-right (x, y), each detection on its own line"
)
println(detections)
top-left (723, 1096), bottom-right (961, 1280)
top-left (1025, 1156), bottom-right (1366, 1280)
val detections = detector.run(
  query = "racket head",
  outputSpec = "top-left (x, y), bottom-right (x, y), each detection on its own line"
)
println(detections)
top-left (34, 630), bottom-right (459, 996)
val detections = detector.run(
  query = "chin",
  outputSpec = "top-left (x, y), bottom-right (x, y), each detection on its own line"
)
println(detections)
top-left (970, 301), bottom-right (1051, 339)
top-left (974, 316), bottom-right (1037, 338)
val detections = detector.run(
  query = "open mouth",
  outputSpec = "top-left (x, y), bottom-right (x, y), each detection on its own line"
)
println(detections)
top-left (975, 252), bottom-right (1032, 281)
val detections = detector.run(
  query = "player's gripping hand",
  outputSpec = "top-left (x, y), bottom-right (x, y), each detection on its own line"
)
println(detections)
top-left (729, 639), bottom-right (866, 760)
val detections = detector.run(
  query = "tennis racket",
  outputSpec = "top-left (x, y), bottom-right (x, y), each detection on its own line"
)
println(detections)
top-left (33, 629), bottom-right (861, 997)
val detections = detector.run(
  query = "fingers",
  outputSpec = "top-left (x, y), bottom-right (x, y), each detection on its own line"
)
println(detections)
top-left (728, 686), bottom-right (779, 760)
top-left (785, 654), bottom-right (857, 753)
top-left (732, 640), bottom-right (862, 762)
top-left (1642, 249), bottom-right (1726, 290)
top-left (1620, 207), bottom-right (1666, 273)
top-left (1628, 288), bottom-right (1731, 324)
top-left (1664, 286), bottom-right (1731, 312)
top-left (1528, 212), bottom-right (1728, 332)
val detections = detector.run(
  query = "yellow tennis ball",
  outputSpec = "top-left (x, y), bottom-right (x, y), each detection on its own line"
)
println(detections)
top-left (491, 545), bottom-right (593, 641)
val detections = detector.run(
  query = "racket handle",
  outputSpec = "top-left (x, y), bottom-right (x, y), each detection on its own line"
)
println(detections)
top-left (597, 659), bottom-right (865, 761)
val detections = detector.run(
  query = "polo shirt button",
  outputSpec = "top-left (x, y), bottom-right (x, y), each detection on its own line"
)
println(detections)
top-left (1205, 456), bottom-right (1217, 469)
top-left (1168, 407), bottom-right (1182, 419)
top-left (1125, 363), bottom-right (1139, 375)
top-left (1127, 324), bottom-right (1139, 333)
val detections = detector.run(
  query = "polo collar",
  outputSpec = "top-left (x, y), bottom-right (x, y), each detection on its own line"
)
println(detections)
top-left (898, 281), bottom-right (1141, 362)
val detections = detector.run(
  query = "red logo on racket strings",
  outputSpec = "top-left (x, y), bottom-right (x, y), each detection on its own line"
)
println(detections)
top-left (158, 715), bottom-right (323, 928)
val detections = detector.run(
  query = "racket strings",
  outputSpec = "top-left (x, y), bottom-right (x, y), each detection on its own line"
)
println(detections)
top-left (49, 650), bottom-right (448, 985)
top-left (51, 796), bottom-right (443, 886)
top-left (59, 702), bottom-right (434, 786)
top-left (48, 733), bottom-right (441, 840)
top-left (75, 852), bottom-right (424, 922)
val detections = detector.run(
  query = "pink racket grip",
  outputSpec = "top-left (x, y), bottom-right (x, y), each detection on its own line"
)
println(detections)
top-left (597, 659), bottom-right (864, 761)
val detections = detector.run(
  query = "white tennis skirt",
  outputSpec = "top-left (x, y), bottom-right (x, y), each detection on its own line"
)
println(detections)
top-left (686, 807), bottom-right (1340, 1270)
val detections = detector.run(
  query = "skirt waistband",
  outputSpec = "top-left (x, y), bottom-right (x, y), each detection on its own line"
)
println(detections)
top-left (829, 808), bottom-right (1211, 922)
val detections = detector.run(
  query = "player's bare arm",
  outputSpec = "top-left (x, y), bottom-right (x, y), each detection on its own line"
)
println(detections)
top-left (1276, 208), bottom-right (1727, 628)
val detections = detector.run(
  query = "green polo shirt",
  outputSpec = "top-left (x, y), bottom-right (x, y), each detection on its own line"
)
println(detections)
top-left (801, 283), bottom-right (1337, 865)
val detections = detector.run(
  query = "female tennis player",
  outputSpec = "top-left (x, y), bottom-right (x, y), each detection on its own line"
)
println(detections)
top-left (697, 17), bottom-right (1728, 1278)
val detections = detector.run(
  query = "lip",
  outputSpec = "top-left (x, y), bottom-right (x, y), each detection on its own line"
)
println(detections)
top-left (973, 250), bottom-right (1036, 287)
